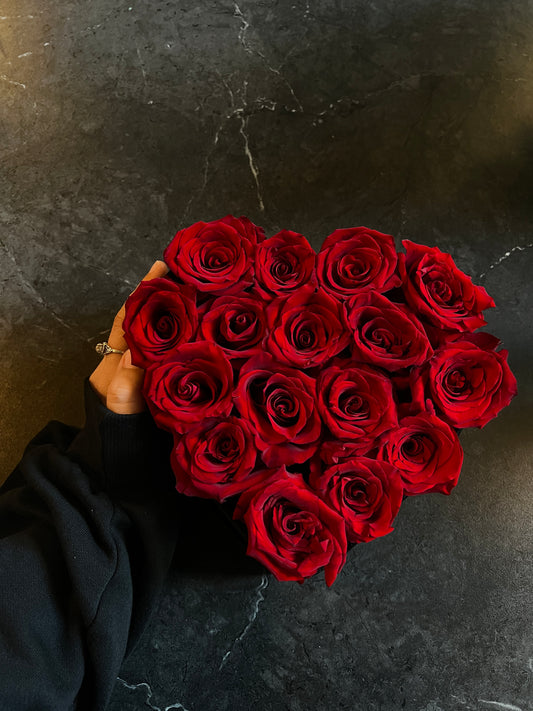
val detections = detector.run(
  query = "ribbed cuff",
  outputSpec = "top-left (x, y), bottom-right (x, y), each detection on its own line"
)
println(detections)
top-left (68, 377), bottom-right (175, 498)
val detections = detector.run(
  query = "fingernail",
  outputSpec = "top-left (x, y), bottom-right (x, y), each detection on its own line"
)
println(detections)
top-left (145, 260), bottom-right (167, 278)
top-left (153, 259), bottom-right (168, 272)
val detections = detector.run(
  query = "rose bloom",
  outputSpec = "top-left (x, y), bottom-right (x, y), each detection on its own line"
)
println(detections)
top-left (317, 440), bottom-right (365, 466)
top-left (163, 214), bottom-right (265, 294)
top-left (420, 332), bottom-right (517, 429)
top-left (234, 467), bottom-right (347, 586)
top-left (197, 291), bottom-right (267, 360)
top-left (254, 229), bottom-right (317, 299)
top-left (401, 240), bottom-right (495, 335)
top-left (380, 411), bottom-right (463, 495)
top-left (317, 361), bottom-right (398, 454)
top-left (171, 417), bottom-right (265, 501)
top-left (310, 458), bottom-right (404, 544)
top-left (143, 341), bottom-right (234, 433)
top-left (123, 277), bottom-right (198, 369)
top-left (265, 286), bottom-right (351, 369)
top-left (346, 290), bottom-right (432, 371)
top-left (234, 353), bottom-right (321, 466)
top-left (317, 226), bottom-right (400, 299)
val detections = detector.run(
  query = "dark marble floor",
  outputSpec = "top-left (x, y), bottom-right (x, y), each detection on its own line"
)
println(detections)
top-left (1, 1), bottom-right (532, 709)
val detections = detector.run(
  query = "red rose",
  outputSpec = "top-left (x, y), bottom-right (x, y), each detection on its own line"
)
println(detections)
top-left (317, 226), bottom-right (400, 299)
top-left (317, 362), bottom-right (398, 454)
top-left (346, 290), bottom-right (432, 371)
top-left (310, 458), bottom-right (403, 543)
top-left (197, 292), bottom-right (267, 359)
top-left (234, 467), bottom-right (347, 586)
top-left (163, 215), bottom-right (265, 294)
top-left (401, 240), bottom-right (495, 334)
top-left (123, 277), bottom-right (198, 369)
top-left (265, 287), bottom-right (351, 369)
top-left (380, 412), bottom-right (463, 495)
top-left (254, 229), bottom-right (317, 299)
top-left (170, 417), bottom-right (264, 501)
top-left (317, 440), bottom-right (364, 466)
top-left (424, 333), bottom-right (517, 428)
top-left (234, 353), bottom-right (321, 466)
top-left (143, 341), bottom-right (234, 433)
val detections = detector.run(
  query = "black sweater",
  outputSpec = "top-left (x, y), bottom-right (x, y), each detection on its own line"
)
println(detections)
top-left (0, 377), bottom-right (182, 710)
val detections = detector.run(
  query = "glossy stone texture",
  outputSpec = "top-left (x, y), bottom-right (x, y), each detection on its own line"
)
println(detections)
top-left (1, 1), bottom-right (532, 710)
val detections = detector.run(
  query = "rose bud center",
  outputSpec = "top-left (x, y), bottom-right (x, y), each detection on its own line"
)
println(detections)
top-left (342, 254), bottom-right (368, 280)
top-left (268, 389), bottom-right (298, 423)
top-left (210, 432), bottom-right (240, 462)
top-left (202, 244), bottom-right (233, 271)
top-left (175, 372), bottom-right (213, 403)
top-left (273, 256), bottom-right (296, 281)
top-left (401, 436), bottom-right (423, 458)
top-left (427, 277), bottom-right (453, 303)
top-left (345, 478), bottom-right (378, 510)
top-left (369, 326), bottom-right (395, 348)
top-left (231, 311), bottom-right (254, 333)
top-left (401, 434), bottom-right (436, 465)
top-left (339, 390), bottom-right (369, 418)
top-left (154, 312), bottom-right (178, 340)
top-left (444, 368), bottom-right (469, 395)
top-left (294, 322), bottom-right (316, 349)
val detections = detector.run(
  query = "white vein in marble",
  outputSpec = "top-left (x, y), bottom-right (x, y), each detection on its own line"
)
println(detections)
top-left (479, 243), bottom-right (533, 279)
top-left (232, 2), bottom-right (303, 113)
top-left (116, 677), bottom-right (191, 711)
top-left (0, 74), bottom-right (26, 89)
top-left (225, 77), bottom-right (266, 213)
top-left (219, 574), bottom-right (269, 670)
top-left (0, 239), bottom-right (80, 336)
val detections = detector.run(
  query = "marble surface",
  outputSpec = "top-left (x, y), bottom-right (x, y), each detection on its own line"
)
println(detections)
top-left (1, 1), bottom-right (532, 709)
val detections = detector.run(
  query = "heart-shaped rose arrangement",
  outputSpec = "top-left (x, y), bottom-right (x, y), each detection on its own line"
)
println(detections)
top-left (123, 215), bottom-right (517, 586)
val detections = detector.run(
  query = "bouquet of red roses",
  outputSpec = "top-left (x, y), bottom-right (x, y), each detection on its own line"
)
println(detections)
top-left (123, 215), bottom-right (517, 586)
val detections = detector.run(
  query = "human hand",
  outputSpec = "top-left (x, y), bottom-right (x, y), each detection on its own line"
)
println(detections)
top-left (89, 260), bottom-right (169, 414)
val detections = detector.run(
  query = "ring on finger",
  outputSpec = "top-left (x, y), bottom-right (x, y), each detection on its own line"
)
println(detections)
top-left (95, 341), bottom-right (126, 356)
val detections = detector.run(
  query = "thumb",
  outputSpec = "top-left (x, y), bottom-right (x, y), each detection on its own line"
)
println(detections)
top-left (106, 350), bottom-right (146, 414)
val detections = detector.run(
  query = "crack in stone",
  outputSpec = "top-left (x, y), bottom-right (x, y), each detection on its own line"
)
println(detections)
top-left (478, 243), bottom-right (533, 279)
top-left (219, 574), bottom-right (269, 670)
top-left (222, 76), bottom-right (266, 213)
top-left (181, 117), bottom-right (225, 223)
top-left (311, 72), bottom-right (459, 126)
top-left (233, 2), bottom-right (252, 54)
top-left (183, 71), bottom-right (275, 220)
top-left (0, 14), bottom-right (39, 20)
top-left (254, 96), bottom-right (277, 111)
top-left (0, 74), bottom-right (26, 89)
top-left (87, 328), bottom-right (112, 345)
top-left (264, 63), bottom-right (303, 113)
top-left (67, 253), bottom-right (136, 289)
top-left (79, 8), bottom-right (123, 36)
top-left (450, 695), bottom-right (474, 709)
top-left (135, 43), bottom-right (148, 89)
top-left (0, 239), bottom-right (81, 337)
top-left (116, 677), bottom-right (191, 711)
top-left (238, 105), bottom-right (265, 213)
top-left (232, 2), bottom-right (303, 113)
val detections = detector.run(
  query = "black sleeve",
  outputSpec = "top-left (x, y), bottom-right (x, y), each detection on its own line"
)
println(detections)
top-left (0, 377), bottom-right (181, 711)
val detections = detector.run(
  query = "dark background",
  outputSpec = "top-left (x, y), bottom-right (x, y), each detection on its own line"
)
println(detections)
top-left (0, 1), bottom-right (531, 710)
